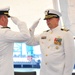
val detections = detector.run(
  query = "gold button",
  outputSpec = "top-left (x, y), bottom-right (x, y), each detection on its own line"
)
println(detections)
top-left (50, 31), bottom-right (53, 34)
top-left (46, 54), bottom-right (48, 56)
top-left (55, 46), bottom-right (59, 49)
top-left (48, 39), bottom-right (51, 41)
top-left (45, 63), bottom-right (47, 65)
top-left (29, 29), bottom-right (31, 31)
top-left (48, 46), bottom-right (50, 49)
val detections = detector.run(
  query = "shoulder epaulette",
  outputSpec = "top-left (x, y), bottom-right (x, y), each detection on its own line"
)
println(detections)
top-left (1, 27), bottom-right (10, 29)
top-left (61, 28), bottom-right (69, 32)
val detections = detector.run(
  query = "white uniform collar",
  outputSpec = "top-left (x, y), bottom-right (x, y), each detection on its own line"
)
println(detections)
top-left (50, 25), bottom-right (60, 32)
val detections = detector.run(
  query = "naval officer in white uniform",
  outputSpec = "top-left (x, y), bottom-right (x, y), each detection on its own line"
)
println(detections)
top-left (26, 9), bottom-right (75, 75)
top-left (0, 7), bottom-right (30, 75)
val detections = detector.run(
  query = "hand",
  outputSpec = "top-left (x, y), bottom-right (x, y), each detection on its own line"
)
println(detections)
top-left (30, 18), bottom-right (41, 29)
top-left (10, 16), bottom-right (20, 25)
top-left (29, 18), bottom-right (41, 36)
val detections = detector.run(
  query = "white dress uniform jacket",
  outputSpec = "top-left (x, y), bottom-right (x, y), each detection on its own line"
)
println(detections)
top-left (26, 26), bottom-right (75, 75)
top-left (0, 17), bottom-right (30, 75)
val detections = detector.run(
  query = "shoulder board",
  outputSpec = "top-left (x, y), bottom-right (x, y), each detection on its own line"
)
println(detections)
top-left (1, 27), bottom-right (10, 29)
top-left (61, 28), bottom-right (69, 32)
top-left (44, 30), bottom-right (50, 32)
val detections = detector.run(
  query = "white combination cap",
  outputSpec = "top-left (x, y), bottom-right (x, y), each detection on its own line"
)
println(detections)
top-left (0, 6), bottom-right (10, 17)
top-left (44, 9), bottom-right (62, 20)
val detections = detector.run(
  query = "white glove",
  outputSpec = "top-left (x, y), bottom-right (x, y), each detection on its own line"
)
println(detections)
top-left (10, 16), bottom-right (20, 25)
top-left (30, 18), bottom-right (41, 29)
top-left (29, 18), bottom-right (40, 36)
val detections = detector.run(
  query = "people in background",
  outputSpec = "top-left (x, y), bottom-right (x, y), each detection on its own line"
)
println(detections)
top-left (26, 9), bottom-right (75, 75)
top-left (0, 6), bottom-right (30, 75)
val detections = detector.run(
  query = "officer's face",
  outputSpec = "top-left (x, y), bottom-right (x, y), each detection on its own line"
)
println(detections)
top-left (4, 15), bottom-right (8, 24)
top-left (1, 15), bottom-right (8, 27)
top-left (46, 18), bottom-right (59, 29)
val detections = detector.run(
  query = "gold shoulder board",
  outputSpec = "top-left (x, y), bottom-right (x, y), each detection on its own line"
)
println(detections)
top-left (61, 28), bottom-right (69, 32)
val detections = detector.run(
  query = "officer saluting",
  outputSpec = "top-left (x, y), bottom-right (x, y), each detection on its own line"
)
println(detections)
top-left (26, 9), bottom-right (75, 75)
top-left (0, 6), bottom-right (30, 75)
